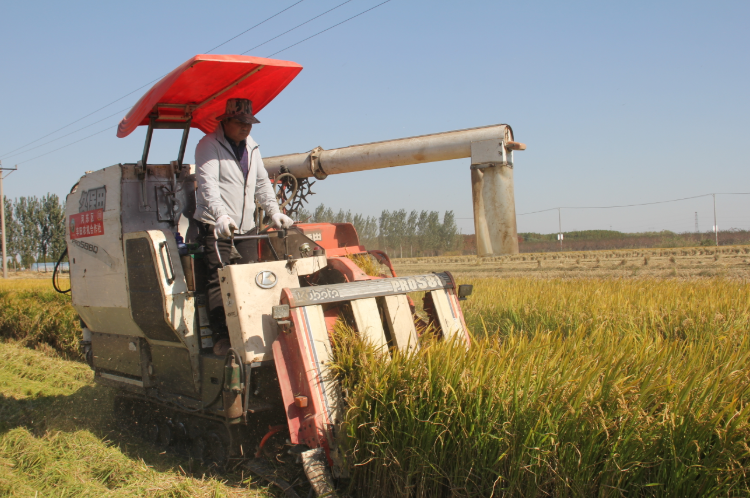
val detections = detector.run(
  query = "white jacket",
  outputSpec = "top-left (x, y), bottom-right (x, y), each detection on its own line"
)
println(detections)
top-left (194, 127), bottom-right (279, 234)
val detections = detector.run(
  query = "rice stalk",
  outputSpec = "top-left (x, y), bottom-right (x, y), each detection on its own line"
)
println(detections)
top-left (334, 278), bottom-right (750, 497)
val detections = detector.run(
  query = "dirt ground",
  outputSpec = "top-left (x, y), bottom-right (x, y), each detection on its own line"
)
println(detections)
top-left (391, 245), bottom-right (750, 281)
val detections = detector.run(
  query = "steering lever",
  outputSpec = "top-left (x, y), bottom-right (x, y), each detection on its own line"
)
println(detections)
top-left (214, 229), bottom-right (287, 268)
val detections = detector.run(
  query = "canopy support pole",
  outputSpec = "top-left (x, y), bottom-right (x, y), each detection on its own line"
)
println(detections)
top-left (176, 119), bottom-right (192, 167)
top-left (137, 117), bottom-right (156, 209)
top-left (140, 116), bottom-right (156, 170)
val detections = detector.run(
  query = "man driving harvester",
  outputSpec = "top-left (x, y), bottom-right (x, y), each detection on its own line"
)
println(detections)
top-left (194, 98), bottom-right (293, 350)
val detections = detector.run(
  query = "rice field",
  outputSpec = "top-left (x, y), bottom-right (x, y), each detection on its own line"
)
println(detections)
top-left (0, 265), bottom-right (749, 496)
top-left (0, 276), bottom-right (80, 359)
top-left (335, 277), bottom-right (750, 497)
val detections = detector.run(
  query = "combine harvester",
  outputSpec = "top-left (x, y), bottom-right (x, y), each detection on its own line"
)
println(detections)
top-left (58, 54), bottom-right (524, 496)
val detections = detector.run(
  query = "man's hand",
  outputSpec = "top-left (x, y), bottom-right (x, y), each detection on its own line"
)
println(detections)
top-left (214, 215), bottom-right (237, 239)
top-left (271, 213), bottom-right (294, 229)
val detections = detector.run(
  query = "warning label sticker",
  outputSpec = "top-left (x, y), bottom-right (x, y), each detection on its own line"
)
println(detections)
top-left (69, 209), bottom-right (104, 239)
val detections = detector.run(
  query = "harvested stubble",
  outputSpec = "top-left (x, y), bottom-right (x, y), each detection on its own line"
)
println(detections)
top-left (334, 278), bottom-right (750, 497)
top-left (0, 341), bottom-right (266, 497)
top-left (392, 244), bottom-right (750, 281)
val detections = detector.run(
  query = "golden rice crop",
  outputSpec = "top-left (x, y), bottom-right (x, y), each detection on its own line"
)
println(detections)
top-left (460, 277), bottom-right (749, 341)
top-left (0, 279), bottom-right (80, 358)
top-left (347, 253), bottom-right (384, 277)
top-left (334, 277), bottom-right (750, 497)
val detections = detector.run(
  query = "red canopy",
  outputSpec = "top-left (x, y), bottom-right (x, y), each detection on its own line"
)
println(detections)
top-left (117, 54), bottom-right (302, 138)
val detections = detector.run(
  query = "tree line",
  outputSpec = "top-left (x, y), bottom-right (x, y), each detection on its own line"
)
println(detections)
top-left (0, 195), bottom-right (464, 269)
top-left (3, 195), bottom-right (66, 269)
top-left (297, 205), bottom-right (461, 257)
top-left (519, 229), bottom-right (750, 252)
top-left (7, 193), bottom-right (740, 269)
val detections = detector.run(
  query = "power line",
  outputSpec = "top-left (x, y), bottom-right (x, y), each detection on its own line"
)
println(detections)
top-left (16, 126), bottom-right (115, 165)
top-left (1, 106), bottom-right (132, 161)
top-left (0, 1), bottom-right (310, 160)
top-left (242, 0), bottom-right (355, 55)
top-left (0, 81), bottom-right (159, 159)
top-left (517, 193), bottom-right (750, 216)
top-left (455, 192), bottom-right (750, 220)
top-left (6, 0), bottom-right (396, 166)
top-left (267, 0), bottom-right (394, 57)
top-left (205, 0), bottom-right (307, 53)
top-left (517, 195), bottom-right (713, 215)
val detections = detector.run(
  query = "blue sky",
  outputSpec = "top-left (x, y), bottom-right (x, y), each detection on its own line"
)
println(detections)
top-left (0, 0), bottom-right (748, 235)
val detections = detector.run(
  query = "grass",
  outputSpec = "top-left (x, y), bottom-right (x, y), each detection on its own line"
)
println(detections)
top-left (0, 428), bottom-right (244, 497)
top-left (0, 277), bottom-right (283, 496)
top-left (333, 277), bottom-right (750, 497)
top-left (0, 305), bottom-right (274, 496)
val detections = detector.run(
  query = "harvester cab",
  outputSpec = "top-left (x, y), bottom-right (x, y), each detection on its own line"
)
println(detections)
top-left (61, 54), bottom-right (521, 495)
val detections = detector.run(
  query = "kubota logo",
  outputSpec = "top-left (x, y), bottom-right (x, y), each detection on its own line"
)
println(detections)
top-left (255, 270), bottom-right (277, 289)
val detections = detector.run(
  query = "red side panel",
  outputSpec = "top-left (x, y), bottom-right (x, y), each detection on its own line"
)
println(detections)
top-left (296, 223), bottom-right (367, 257)
top-left (323, 307), bottom-right (340, 335)
top-left (273, 292), bottom-right (337, 465)
top-left (271, 337), bottom-right (308, 442)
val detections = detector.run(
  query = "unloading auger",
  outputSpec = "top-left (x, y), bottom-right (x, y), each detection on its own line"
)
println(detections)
top-left (58, 54), bottom-right (525, 496)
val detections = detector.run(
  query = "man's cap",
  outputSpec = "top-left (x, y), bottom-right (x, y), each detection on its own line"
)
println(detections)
top-left (216, 98), bottom-right (260, 124)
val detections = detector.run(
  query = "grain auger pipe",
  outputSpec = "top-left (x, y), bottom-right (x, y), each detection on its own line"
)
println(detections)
top-left (264, 124), bottom-right (526, 256)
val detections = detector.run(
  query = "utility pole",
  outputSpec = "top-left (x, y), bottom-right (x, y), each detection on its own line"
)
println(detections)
top-left (694, 212), bottom-right (698, 233)
top-left (0, 162), bottom-right (18, 279)
top-left (557, 207), bottom-right (563, 252)
top-left (713, 193), bottom-right (718, 246)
